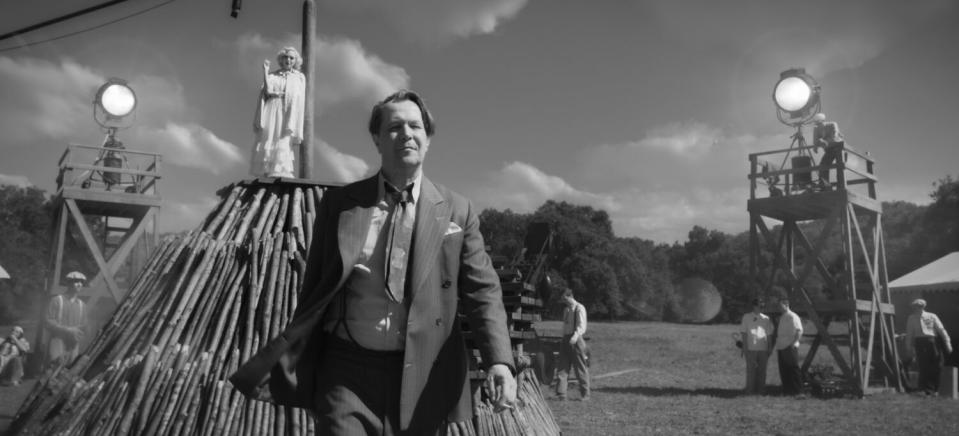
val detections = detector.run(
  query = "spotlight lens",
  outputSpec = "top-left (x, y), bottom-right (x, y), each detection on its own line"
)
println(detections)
top-left (774, 77), bottom-right (811, 112)
top-left (100, 84), bottom-right (136, 117)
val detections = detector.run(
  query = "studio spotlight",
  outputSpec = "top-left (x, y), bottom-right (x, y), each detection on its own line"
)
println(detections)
top-left (84, 78), bottom-right (138, 191)
top-left (94, 78), bottom-right (137, 128)
top-left (773, 68), bottom-right (820, 126)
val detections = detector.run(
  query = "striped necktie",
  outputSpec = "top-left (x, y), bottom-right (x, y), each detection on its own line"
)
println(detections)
top-left (384, 184), bottom-right (414, 303)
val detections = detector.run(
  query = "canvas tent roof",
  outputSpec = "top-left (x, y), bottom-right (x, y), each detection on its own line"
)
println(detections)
top-left (889, 251), bottom-right (959, 293)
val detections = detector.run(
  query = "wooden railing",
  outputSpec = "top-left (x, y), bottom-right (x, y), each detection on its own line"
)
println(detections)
top-left (57, 144), bottom-right (162, 195)
top-left (748, 143), bottom-right (876, 200)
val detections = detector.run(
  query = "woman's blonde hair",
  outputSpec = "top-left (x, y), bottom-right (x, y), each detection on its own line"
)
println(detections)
top-left (276, 46), bottom-right (302, 69)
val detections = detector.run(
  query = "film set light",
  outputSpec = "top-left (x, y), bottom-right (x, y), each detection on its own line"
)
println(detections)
top-left (773, 68), bottom-right (821, 127)
top-left (83, 78), bottom-right (138, 190)
top-left (771, 68), bottom-right (823, 190)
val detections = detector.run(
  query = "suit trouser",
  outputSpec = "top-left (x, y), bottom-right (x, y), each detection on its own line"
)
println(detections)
top-left (556, 335), bottom-right (590, 398)
top-left (914, 337), bottom-right (942, 393)
top-left (314, 334), bottom-right (407, 436)
top-left (777, 346), bottom-right (802, 395)
top-left (743, 350), bottom-right (769, 394)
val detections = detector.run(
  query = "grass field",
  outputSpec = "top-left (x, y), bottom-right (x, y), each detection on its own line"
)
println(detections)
top-left (537, 321), bottom-right (959, 436)
top-left (2, 321), bottom-right (958, 435)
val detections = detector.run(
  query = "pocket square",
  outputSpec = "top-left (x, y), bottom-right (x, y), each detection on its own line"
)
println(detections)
top-left (445, 221), bottom-right (463, 236)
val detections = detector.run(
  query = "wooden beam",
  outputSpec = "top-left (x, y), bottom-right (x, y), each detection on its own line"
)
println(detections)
top-left (65, 199), bottom-right (124, 302)
top-left (300, 0), bottom-right (315, 179)
top-left (757, 207), bottom-right (855, 381)
top-left (51, 205), bottom-right (68, 292)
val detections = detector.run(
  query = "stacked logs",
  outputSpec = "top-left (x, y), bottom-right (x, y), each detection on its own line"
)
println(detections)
top-left (10, 179), bottom-right (558, 436)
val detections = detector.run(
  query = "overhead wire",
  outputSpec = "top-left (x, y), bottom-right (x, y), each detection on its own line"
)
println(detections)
top-left (0, 0), bottom-right (177, 54)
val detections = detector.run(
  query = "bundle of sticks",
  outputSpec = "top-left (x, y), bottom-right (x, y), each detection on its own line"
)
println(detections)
top-left (10, 179), bottom-right (558, 436)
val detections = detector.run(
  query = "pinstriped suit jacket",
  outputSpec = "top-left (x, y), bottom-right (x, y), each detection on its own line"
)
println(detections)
top-left (230, 174), bottom-right (513, 431)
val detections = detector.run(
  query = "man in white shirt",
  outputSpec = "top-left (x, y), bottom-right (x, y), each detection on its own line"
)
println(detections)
top-left (740, 298), bottom-right (774, 395)
top-left (905, 298), bottom-right (953, 394)
top-left (45, 272), bottom-right (88, 369)
top-left (556, 288), bottom-right (590, 401)
top-left (775, 299), bottom-right (803, 395)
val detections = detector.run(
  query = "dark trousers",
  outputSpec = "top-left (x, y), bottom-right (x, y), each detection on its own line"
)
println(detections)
top-left (914, 337), bottom-right (943, 393)
top-left (777, 346), bottom-right (802, 395)
top-left (818, 143), bottom-right (843, 183)
top-left (314, 334), bottom-right (409, 436)
top-left (556, 335), bottom-right (590, 398)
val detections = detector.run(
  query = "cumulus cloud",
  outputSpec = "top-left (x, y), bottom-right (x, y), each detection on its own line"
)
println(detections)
top-left (469, 122), bottom-right (784, 242)
top-left (160, 196), bottom-right (220, 234)
top-left (236, 33), bottom-right (408, 108)
top-left (470, 161), bottom-right (619, 213)
top-left (313, 139), bottom-right (370, 183)
top-left (0, 57), bottom-right (102, 143)
top-left (135, 123), bottom-right (244, 174)
top-left (0, 174), bottom-right (32, 188)
top-left (610, 187), bottom-right (750, 244)
top-left (0, 56), bottom-right (243, 173)
top-left (638, 122), bottom-right (724, 156)
top-left (650, 1), bottom-right (955, 76)
top-left (577, 122), bottom-right (769, 192)
top-left (322, 0), bottom-right (528, 44)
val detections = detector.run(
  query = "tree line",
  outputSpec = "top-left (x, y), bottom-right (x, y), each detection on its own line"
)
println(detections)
top-left (480, 175), bottom-right (958, 323)
top-left (1, 175), bottom-right (956, 324)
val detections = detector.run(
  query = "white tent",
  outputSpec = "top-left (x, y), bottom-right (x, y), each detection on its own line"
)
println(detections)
top-left (0, 263), bottom-right (10, 279)
top-left (889, 251), bottom-right (959, 293)
top-left (889, 252), bottom-right (959, 364)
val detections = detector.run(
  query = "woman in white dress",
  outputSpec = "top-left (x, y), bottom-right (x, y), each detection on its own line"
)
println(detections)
top-left (251, 46), bottom-right (306, 178)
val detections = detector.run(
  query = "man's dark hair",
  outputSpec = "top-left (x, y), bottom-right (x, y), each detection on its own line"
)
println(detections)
top-left (367, 89), bottom-right (436, 137)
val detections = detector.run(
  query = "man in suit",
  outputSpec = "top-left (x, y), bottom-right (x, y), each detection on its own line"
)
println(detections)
top-left (231, 90), bottom-right (517, 435)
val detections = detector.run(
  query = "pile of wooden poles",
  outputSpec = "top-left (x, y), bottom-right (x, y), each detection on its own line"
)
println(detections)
top-left (475, 370), bottom-right (562, 436)
top-left (10, 179), bottom-right (559, 436)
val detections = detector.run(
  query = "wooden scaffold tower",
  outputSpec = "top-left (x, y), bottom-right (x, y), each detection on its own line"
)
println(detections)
top-left (747, 137), bottom-right (903, 396)
top-left (45, 142), bottom-right (162, 352)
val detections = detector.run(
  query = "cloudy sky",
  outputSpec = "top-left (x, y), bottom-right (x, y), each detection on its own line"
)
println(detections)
top-left (1, 0), bottom-right (957, 243)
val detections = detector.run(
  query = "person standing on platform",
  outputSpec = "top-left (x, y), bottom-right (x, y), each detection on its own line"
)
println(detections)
top-left (45, 271), bottom-right (88, 369)
top-left (740, 298), bottom-right (774, 395)
top-left (775, 299), bottom-right (803, 395)
top-left (250, 46), bottom-right (306, 178)
top-left (812, 114), bottom-right (845, 189)
top-left (231, 90), bottom-right (516, 435)
top-left (905, 298), bottom-right (953, 394)
top-left (555, 288), bottom-right (590, 401)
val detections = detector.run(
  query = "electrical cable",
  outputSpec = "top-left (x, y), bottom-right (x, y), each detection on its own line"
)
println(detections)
top-left (0, 0), bottom-right (177, 54)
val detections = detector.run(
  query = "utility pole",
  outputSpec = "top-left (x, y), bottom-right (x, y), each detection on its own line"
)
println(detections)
top-left (300, 0), bottom-right (315, 180)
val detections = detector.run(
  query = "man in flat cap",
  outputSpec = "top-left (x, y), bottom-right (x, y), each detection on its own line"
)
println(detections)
top-left (45, 271), bottom-right (88, 369)
top-left (905, 298), bottom-right (952, 394)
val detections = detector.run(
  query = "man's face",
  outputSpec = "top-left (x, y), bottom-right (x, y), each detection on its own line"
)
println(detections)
top-left (69, 280), bottom-right (82, 293)
top-left (778, 301), bottom-right (789, 312)
top-left (373, 100), bottom-right (430, 174)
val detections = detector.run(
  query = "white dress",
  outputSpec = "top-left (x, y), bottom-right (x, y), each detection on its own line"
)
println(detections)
top-left (251, 69), bottom-right (306, 178)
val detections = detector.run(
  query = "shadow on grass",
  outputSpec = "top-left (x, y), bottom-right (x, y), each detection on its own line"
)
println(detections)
top-left (597, 385), bottom-right (785, 398)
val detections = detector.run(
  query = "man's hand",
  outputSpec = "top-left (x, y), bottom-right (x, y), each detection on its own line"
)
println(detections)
top-left (569, 336), bottom-right (578, 346)
top-left (485, 364), bottom-right (517, 413)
